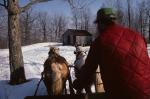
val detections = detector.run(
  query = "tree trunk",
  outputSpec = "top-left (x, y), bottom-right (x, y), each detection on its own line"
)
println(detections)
top-left (8, 0), bottom-right (26, 85)
top-left (127, 0), bottom-right (131, 28)
top-left (24, 14), bottom-right (31, 45)
top-left (149, 17), bottom-right (150, 43)
top-left (43, 26), bottom-right (47, 42)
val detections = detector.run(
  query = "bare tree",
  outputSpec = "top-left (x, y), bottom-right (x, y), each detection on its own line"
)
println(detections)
top-left (0, 6), bottom-right (8, 48)
top-left (68, 0), bottom-right (94, 31)
top-left (67, 0), bottom-right (95, 9)
top-left (20, 9), bottom-right (37, 45)
top-left (81, 8), bottom-right (91, 31)
top-left (0, 0), bottom-right (52, 85)
top-left (37, 12), bottom-right (49, 42)
top-left (49, 14), bottom-right (68, 42)
top-left (137, 1), bottom-right (147, 35)
top-left (126, 0), bottom-right (132, 28)
top-left (71, 8), bottom-right (80, 29)
top-left (145, 0), bottom-right (150, 42)
top-left (114, 0), bottom-right (125, 25)
top-left (71, 7), bottom-right (92, 31)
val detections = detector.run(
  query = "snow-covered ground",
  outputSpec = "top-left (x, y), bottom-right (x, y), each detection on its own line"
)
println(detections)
top-left (0, 42), bottom-right (150, 99)
top-left (0, 42), bottom-right (90, 99)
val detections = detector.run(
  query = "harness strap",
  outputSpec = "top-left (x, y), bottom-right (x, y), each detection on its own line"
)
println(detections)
top-left (34, 72), bottom-right (44, 96)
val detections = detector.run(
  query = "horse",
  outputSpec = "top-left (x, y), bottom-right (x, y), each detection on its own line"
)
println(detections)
top-left (73, 46), bottom-right (93, 94)
top-left (73, 46), bottom-right (104, 94)
top-left (43, 47), bottom-right (69, 95)
top-left (74, 46), bottom-right (87, 79)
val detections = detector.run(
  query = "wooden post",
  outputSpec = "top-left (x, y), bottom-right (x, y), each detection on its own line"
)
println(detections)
top-left (95, 66), bottom-right (105, 93)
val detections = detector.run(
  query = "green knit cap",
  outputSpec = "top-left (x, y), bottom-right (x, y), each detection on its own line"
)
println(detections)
top-left (94, 8), bottom-right (116, 23)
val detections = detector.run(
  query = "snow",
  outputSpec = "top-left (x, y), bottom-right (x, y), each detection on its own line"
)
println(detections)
top-left (0, 42), bottom-right (150, 99)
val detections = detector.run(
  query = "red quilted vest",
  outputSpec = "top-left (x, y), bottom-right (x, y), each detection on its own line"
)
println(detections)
top-left (95, 24), bottom-right (150, 99)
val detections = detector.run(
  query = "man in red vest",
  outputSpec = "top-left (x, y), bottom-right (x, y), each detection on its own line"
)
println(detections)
top-left (74, 8), bottom-right (150, 99)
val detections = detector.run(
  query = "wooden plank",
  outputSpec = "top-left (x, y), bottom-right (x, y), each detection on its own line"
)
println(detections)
top-left (25, 93), bottom-right (106, 99)
top-left (25, 94), bottom-right (84, 99)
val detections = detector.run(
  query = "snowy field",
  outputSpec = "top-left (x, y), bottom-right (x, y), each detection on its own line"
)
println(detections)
top-left (0, 42), bottom-right (90, 99)
top-left (0, 42), bottom-right (150, 99)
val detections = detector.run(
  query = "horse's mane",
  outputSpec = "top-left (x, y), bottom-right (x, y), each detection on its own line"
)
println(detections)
top-left (44, 48), bottom-right (68, 72)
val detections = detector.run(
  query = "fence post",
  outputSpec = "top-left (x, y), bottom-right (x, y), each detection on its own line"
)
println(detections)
top-left (95, 66), bottom-right (104, 93)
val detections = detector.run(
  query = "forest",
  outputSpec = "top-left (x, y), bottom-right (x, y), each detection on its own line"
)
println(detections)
top-left (0, 0), bottom-right (150, 49)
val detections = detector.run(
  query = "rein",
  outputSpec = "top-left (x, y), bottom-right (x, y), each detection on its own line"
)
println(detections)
top-left (34, 49), bottom-right (75, 96)
top-left (34, 72), bottom-right (44, 96)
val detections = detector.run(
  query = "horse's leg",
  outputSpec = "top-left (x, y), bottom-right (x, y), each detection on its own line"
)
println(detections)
top-left (64, 81), bottom-right (67, 94)
top-left (84, 75), bottom-right (95, 94)
top-left (85, 85), bottom-right (92, 94)
top-left (76, 89), bottom-right (83, 94)
top-left (52, 74), bottom-right (64, 95)
top-left (61, 78), bottom-right (68, 95)
top-left (68, 73), bottom-right (75, 94)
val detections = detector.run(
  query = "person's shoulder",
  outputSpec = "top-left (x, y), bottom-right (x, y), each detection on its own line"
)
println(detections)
top-left (120, 25), bottom-right (145, 40)
top-left (106, 23), bottom-right (125, 34)
top-left (123, 26), bottom-right (141, 35)
top-left (115, 24), bottom-right (140, 34)
top-left (113, 23), bottom-right (126, 30)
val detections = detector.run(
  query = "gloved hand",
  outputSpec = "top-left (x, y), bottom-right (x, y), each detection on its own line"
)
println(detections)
top-left (73, 79), bottom-right (83, 91)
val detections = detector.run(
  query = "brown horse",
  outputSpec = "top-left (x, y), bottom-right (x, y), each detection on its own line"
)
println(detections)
top-left (43, 47), bottom-right (69, 95)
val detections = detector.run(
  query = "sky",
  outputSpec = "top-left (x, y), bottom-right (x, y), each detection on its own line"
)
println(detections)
top-left (19, 0), bottom-right (103, 17)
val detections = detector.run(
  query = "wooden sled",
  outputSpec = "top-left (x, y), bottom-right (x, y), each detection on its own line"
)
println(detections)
top-left (25, 93), bottom-right (106, 99)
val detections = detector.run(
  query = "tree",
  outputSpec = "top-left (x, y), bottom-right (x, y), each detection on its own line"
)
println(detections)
top-left (81, 8), bottom-right (91, 31)
top-left (68, 0), bottom-right (95, 31)
top-left (145, 0), bottom-right (150, 42)
top-left (20, 9), bottom-right (37, 45)
top-left (114, 0), bottom-right (125, 25)
top-left (137, 1), bottom-right (147, 36)
top-left (37, 12), bottom-right (49, 42)
top-left (67, 0), bottom-right (95, 9)
top-left (73, 7), bottom-right (92, 31)
top-left (0, 6), bottom-right (8, 48)
top-left (49, 14), bottom-right (68, 41)
top-left (0, 0), bottom-right (52, 85)
top-left (126, 0), bottom-right (131, 28)
top-left (71, 8), bottom-right (80, 29)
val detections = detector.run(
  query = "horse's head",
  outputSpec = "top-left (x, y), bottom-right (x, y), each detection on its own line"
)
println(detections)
top-left (74, 46), bottom-right (83, 54)
top-left (48, 47), bottom-right (60, 56)
top-left (74, 46), bottom-right (87, 58)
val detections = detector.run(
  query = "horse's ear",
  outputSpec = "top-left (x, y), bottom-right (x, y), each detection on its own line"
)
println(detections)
top-left (48, 46), bottom-right (53, 55)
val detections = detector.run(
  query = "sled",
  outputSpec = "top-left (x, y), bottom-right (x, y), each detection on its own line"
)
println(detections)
top-left (25, 93), bottom-right (106, 99)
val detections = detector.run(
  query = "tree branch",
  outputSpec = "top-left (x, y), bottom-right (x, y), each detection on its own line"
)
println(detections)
top-left (0, 3), bottom-right (5, 7)
top-left (0, 0), bottom-right (8, 9)
top-left (145, 8), bottom-right (150, 17)
top-left (67, 0), bottom-right (76, 9)
top-left (20, 0), bottom-right (52, 12)
top-left (67, 0), bottom-right (95, 9)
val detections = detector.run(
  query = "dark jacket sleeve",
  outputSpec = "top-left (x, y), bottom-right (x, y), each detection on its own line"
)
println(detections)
top-left (79, 39), bottom-right (100, 87)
